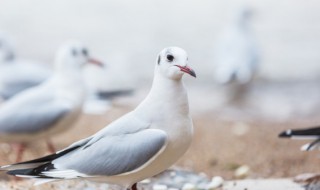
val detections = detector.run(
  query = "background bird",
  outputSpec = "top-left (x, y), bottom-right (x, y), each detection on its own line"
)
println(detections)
top-left (213, 5), bottom-right (259, 85)
top-left (0, 33), bottom-right (51, 100)
top-left (0, 40), bottom-right (103, 162)
top-left (0, 47), bottom-right (196, 190)
top-left (279, 126), bottom-right (320, 151)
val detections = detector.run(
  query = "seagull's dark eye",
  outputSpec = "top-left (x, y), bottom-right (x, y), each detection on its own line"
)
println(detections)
top-left (72, 49), bottom-right (77, 56)
top-left (166, 54), bottom-right (174, 62)
top-left (82, 48), bottom-right (88, 56)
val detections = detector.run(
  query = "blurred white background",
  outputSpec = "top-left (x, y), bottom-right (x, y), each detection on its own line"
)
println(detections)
top-left (0, 0), bottom-right (320, 85)
top-left (1, 0), bottom-right (320, 121)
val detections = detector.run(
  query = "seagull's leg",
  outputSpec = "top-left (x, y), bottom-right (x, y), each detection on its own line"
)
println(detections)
top-left (46, 139), bottom-right (56, 153)
top-left (14, 143), bottom-right (26, 163)
top-left (131, 183), bottom-right (138, 190)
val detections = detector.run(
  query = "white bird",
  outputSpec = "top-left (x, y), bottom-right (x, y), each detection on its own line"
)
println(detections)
top-left (1, 47), bottom-right (196, 190)
top-left (213, 6), bottom-right (259, 85)
top-left (0, 40), bottom-right (103, 162)
top-left (0, 33), bottom-right (52, 99)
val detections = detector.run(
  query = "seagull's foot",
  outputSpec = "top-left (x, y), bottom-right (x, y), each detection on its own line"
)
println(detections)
top-left (46, 140), bottom-right (56, 153)
top-left (131, 183), bottom-right (137, 190)
top-left (13, 143), bottom-right (26, 163)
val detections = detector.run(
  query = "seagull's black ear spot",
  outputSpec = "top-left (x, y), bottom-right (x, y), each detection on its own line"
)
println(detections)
top-left (157, 55), bottom-right (161, 65)
top-left (82, 48), bottom-right (88, 56)
top-left (166, 54), bottom-right (174, 62)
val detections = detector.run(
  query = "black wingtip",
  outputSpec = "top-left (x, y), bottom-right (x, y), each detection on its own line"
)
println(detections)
top-left (7, 168), bottom-right (32, 176)
top-left (7, 163), bottom-right (55, 177)
top-left (279, 130), bottom-right (292, 138)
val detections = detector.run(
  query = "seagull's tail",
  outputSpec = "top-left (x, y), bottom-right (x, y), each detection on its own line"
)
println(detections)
top-left (0, 145), bottom-right (79, 171)
top-left (5, 162), bottom-right (57, 178)
top-left (278, 127), bottom-right (320, 139)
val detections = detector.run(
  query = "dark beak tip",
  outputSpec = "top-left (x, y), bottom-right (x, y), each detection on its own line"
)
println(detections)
top-left (188, 69), bottom-right (196, 78)
top-left (191, 71), bottom-right (197, 78)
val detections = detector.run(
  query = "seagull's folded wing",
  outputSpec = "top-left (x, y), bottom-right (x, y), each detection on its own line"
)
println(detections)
top-left (3, 126), bottom-right (167, 179)
top-left (51, 128), bottom-right (167, 177)
top-left (0, 64), bottom-right (51, 99)
top-left (0, 90), bottom-right (71, 134)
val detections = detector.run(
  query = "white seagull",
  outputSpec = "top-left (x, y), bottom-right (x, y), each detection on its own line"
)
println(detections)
top-left (279, 126), bottom-right (320, 151)
top-left (0, 40), bottom-right (103, 162)
top-left (0, 33), bottom-right (52, 100)
top-left (0, 47), bottom-right (196, 190)
top-left (213, 6), bottom-right (259, 85)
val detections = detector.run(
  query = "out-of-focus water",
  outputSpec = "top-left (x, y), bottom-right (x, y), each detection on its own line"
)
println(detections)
top-left (1, 0), bottom-right (320, 120)
top-left (0, 0), bottom-right (320, 86)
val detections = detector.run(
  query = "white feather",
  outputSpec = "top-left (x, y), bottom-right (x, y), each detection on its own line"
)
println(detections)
top-left (42, 169), bottom-right (89, 179)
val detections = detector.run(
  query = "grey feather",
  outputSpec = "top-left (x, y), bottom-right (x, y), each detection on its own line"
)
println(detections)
top-left (0, 61), bottom-right (51, 99)
top-left (53, 129), bottom-right (167, 176)
top-left (0, 86), bottom-right (71, 134)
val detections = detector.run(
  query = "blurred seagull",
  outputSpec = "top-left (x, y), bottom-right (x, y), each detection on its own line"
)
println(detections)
top-left (0, 40), bottom-right (103, 162)
top-left (0, 47), bottom-right (196, 190)
top-left (214, 6), bottom-right (259, 85)
top-left (0, 33), bottom-right (52, 100)
top-left (279, 126), bottom-right (320, 151)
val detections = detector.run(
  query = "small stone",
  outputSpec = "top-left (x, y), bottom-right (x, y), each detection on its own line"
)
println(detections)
top-left (153, 184), bottom-right (168, 190)
top-left (182, 183), bottom-right (196, 190)
top-left (232, 122), bottom-right (250, 136)
top-left (234, 165), bottom-right (250, 179)
top-left (141, 179), bottom-right (151, 184)
top-left (170, 171), bottom-right (177, 177)
top-left (207, 176), bottom-right (224, 189)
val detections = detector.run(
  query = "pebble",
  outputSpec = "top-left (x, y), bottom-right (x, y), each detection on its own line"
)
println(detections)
top-left (153, 184), bottom-right (168, 190)
top-left (141, 179), bottom-right (151, 184)
top-left (234, 165), bottom-right (250, 179)
top-left (232, 122), bottom-right (250, 136)
top-left (168, 188), bottom-right (179, 190)
top-left (207, 176), bottom-right (224, 189)
top-left (182, 183), bottom-right (196, 190)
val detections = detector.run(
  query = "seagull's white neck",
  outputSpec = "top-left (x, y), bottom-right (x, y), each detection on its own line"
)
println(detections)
top-left (47, 66), bottom-right (85, 103)
top-left (135, 71), bottom-right (189, 118)
top-left (149, 73), bottom-right (185, 98)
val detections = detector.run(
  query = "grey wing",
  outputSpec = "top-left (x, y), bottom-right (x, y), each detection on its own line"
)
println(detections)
top-left (52, 129), bottom-right (167, 176)
top-left (0, 64), bottom-right (50, 99)
top-left (0, 91), bottom-right (71, 134)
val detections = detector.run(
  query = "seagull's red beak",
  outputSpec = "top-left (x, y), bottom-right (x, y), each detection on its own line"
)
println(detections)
top-left (88, 58), bottom-right (104, 67)
top-left (175, 65), bottom-right (196, 78)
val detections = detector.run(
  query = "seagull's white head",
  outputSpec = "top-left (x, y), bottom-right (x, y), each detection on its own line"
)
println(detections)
top-left (156, 47), bottom-right (196, 80)
top-left (55, 40), bottom-right (103, 73)
top-left (0, 33), bottom-right (15, 63)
